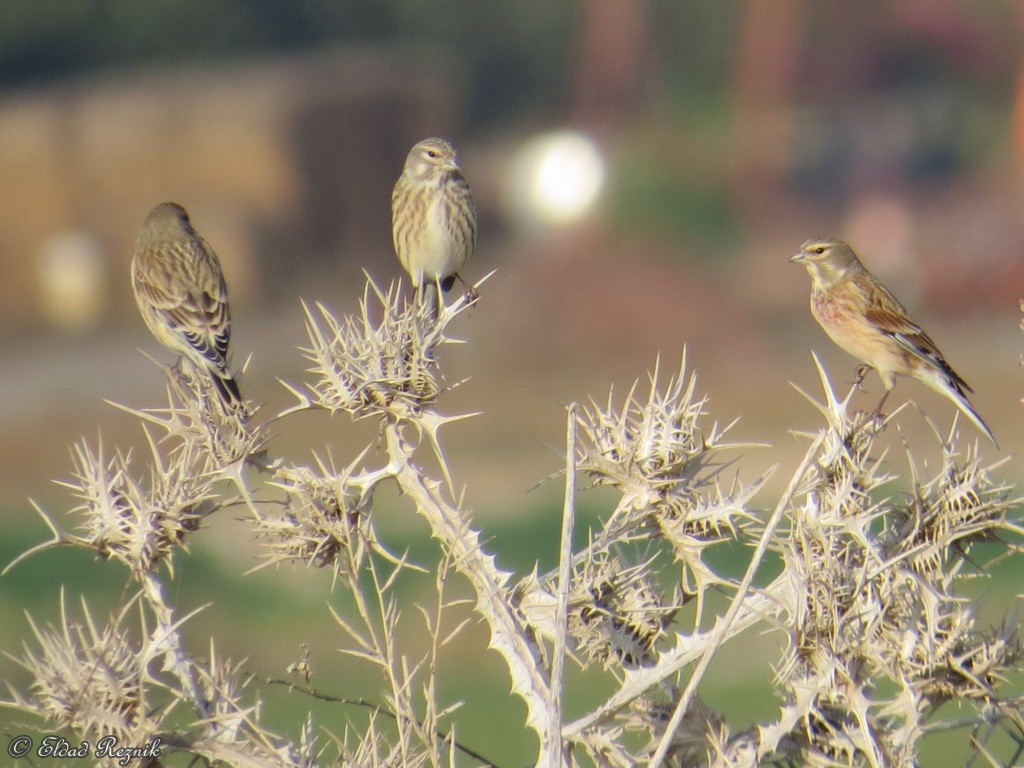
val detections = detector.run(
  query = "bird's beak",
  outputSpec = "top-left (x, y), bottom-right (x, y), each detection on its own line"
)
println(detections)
top-left (790, 252), bottom-right (806, 264)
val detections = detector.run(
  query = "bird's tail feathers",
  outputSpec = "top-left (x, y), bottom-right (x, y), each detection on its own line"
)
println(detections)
top-left (208, 367), bottom-right (248, 419)
top-left (929, 374), bottom-right (997, 448)
top-left (418, 281), bottom-right (441, 320)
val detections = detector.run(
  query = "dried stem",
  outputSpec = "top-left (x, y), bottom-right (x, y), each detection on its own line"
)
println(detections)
top-left (4, 278), bottom-right (1021, 768)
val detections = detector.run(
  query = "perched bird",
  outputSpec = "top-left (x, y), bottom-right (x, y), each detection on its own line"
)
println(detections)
top-left (791, 237), bottom-right (996, 447)
top-left (132, 202), bottom-right (245, 413)
top-left (391, 137), bottom-right (477, 315)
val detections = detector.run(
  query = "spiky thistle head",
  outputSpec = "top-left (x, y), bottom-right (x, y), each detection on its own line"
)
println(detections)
top-left (60, 436), bottom-right (216, 575)
top-left (884, 442), bottom-right (1015, 578)
top-left (292, 279), bottom-right (480, 422)
top-left (113, 359), bottom-right (264, 470)
top-left (630, 694), bottom-right (724, 766)
top-left (12, 597), bottom-right (155, 744)
top-left (254, 454), bottom-right (380, 580)
top-left (567, 552), bottom-right (675, 669)
top-left (575, 357), bottom-right (740, 524)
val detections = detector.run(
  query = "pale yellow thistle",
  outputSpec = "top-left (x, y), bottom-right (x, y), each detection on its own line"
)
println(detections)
top-left (391, 137), bottom-right (477, 315)
top-left (792, 237), bottom-right (996, 447)
top-left (131, 202), bottom-right (245, 414)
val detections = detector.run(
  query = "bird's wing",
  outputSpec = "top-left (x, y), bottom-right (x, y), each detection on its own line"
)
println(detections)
top-left (452, 170), bottom-right (477, 252)
top-left (864, 284), bottom-right (972, 393)
top-left (391, 177), bottom-right (417, 273)
top-left (135, 241), bottom-right (231, 369)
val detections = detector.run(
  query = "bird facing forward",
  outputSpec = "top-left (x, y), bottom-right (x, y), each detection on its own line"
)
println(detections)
top-left (132, 202), bottom-right (245, 414)
top-left (391, 137), bottom-right (477, 315)
top-left (791, 237), bottom-right (996, 447)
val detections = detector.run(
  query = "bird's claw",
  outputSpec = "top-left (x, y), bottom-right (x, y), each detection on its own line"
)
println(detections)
top-left (852, 365), bottom-right (872, 391)
top-left (454, 273), bottom-right (479, 307)
top-left (170, 358), bottom-right (188, 387)
top-left (852, 408), bottom-right (887, 438)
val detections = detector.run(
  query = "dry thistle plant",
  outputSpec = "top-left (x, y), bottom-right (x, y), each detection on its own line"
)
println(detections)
top-left (2, 274), bottom-right (1022, 768)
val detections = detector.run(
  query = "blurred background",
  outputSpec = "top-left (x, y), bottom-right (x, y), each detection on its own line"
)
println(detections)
top-left (1, 0), bottom-right (1022, 762)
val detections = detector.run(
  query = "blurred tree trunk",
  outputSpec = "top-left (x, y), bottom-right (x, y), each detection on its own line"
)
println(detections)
top-left (573, 0), bottom-right (652, 131)
top-left (1016, 29), bottom-right (1024, 172)
top-left (733, 0), bottom-right (804, 203)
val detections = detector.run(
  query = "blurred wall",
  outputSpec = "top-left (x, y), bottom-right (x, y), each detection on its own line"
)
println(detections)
top-left (0, 46), bottom-right (461, 328)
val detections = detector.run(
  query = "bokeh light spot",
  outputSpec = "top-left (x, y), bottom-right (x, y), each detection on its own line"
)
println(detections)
top-left (506, 130), bottom-right (605, 228)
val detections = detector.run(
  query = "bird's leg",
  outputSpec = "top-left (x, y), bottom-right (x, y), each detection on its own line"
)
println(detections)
top-left (407, 281), bottom-right (422, 313)
top-left (853, 364), bottom-right (872, 391)
top-left (433, 276), bottom-right (445, 320)
top-left (415, 281), bottom-right (440, 322)
top-left (870, 388), bottom-right (891, 420)
top-left (455, 272), bottom-right (479, 306)
top-left (415, 279), bottom-right (441, 322)
top-left (170, 357), bottom-right (188, 387)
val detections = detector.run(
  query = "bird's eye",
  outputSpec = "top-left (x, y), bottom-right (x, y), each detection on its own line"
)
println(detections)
top-left (813, 246), bottom-right (825, 255)
top-left (426, 150), bottom-right (438, 159)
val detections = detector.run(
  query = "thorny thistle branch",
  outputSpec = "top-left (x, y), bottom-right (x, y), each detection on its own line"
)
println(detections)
top-left (3, 277), bottom-right (1022, 768)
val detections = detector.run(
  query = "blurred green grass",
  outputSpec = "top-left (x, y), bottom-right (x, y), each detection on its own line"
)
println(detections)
top-left (610, 156), bottom-right (741, 257)
top-left (1, 485), bottom-right (1022, 765)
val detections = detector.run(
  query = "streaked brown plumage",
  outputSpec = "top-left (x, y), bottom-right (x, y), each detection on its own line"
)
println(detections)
top-left (391, 137), bottom-right (476, 314)
top-left (791, 237), bottom-right (996, 447)
top-left (132, 202), bottom-right (244, 412)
